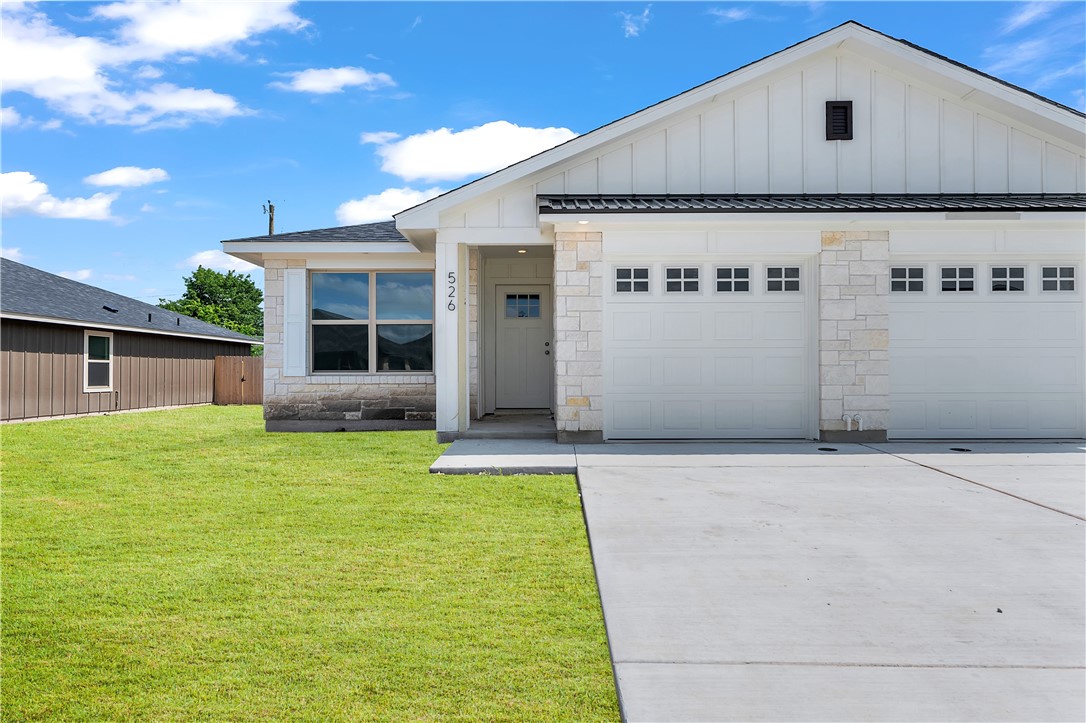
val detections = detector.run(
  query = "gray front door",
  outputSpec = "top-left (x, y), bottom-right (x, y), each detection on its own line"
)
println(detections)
top-left (495, 285), bottom-right (552, 408)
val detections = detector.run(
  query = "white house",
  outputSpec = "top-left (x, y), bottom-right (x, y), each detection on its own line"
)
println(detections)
top-left (223, 22), bottom-right (1086, 443)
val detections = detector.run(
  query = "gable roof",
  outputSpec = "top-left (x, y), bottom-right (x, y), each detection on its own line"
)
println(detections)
top-left (222, 220), bottom-right (406, 244)
top-left (0, 258), bottom-right (260, 344)
top-left (395, 20), bottom-right (1085, 234)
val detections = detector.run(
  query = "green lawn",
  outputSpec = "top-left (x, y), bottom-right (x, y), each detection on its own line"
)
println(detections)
top-left (1, 406), bottom-right (618, 721)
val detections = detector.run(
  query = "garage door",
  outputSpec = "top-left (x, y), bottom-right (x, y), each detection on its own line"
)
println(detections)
top-left (604, 261), bottom-right (813, 439)
top-left (889, 261), bottom-right (1084, 438)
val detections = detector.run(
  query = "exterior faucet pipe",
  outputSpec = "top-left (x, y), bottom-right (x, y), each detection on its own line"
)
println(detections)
top-left (853, 415), bottom-right (864, 432)
top-left (842, 414), bottom-right (852, 432)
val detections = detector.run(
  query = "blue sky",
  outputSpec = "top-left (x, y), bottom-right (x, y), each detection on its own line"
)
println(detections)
top-left (2, 1), bottom-right (1083, 303)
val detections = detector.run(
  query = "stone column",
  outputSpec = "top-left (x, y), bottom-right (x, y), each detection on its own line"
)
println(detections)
top-left (553, 231), bottom-right (604, 443)
top-left (818, 231), bottom-right (890, 441)
top-left (262, 259), bottom-right (285, 411)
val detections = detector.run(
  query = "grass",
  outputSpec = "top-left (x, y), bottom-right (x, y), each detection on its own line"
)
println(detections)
top-left (1, 406), bottom-right (618, 721)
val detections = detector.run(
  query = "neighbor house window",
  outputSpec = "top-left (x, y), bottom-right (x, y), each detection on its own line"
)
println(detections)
top-left (615, 267), bottom-right (649, 293)
top-left (1041, 266), bottom-right (1075, 292)
top-left (991, 266), bottom-right (1025, 292)
top-left (941, 266), bottom-right (974, 292)
top-left (716, 267), bottom-right (750, 293)
top-left (766, 266), bottom-right (800, 292)
top-left (891, 267), bottom-right (924, 292)
top-left (84, 331), bottom-right (113, 392)
top-left (665, 267), bottom-right (699, 293)
top-left (310, 272), bottom-right (433, 373)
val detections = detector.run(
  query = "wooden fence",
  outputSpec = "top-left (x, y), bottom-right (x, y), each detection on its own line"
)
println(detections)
top-left (214, 356), bottom-right (263, 405)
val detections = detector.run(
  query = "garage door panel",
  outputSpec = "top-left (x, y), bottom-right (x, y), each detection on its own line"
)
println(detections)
top-left (889, 265), bottom-right (1084, 439)
top-left (605, 269), bottom-right (812, 439)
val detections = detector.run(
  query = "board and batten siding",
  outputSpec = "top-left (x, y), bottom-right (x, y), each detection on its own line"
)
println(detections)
top-left (0, 319), bottom-right (250, 421)
top-left (440, 52), bottom-right (1085, 230)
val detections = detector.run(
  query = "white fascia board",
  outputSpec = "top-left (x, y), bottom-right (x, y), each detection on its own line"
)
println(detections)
top-left (546, 211), bottom-right (1086, 231)
top-left (0, 313), bottom-right (260, 345)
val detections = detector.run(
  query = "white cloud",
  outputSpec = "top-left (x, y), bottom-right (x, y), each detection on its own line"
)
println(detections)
top-left (709, 7), bottom-right (754, 23)
top-left (184, 249), bottom-right (259, 273)
top-left (271, 66), bottom-right (395, 94)
top-left (84, 166), bottom-right (170, 188)
top-left (618, 6), bottom-right (652, 38)
top-left (1, 246), bottom-right (26, 262)
top-left (140, 203), bottom-right (157, 212)
top-left (335, 187), bottom-right (445, 225)
top-left (0, 2), bottom-right (306, 127)
top-left (1, 106), bottom-right (22, 127)
top-left (59, 269), bottom-right (93, 281)
top-left (360, 130), bottom-right (401, 145)
top-left (1, 171), bottom-right (118, 221)
top-left (367, 121), bottom-right (577, 183)
top-left (1002, 2), bottom-right (1056, 34)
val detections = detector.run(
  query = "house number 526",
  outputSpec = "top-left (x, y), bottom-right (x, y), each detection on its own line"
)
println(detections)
top-left (447, 272), bottom-right (456, 311)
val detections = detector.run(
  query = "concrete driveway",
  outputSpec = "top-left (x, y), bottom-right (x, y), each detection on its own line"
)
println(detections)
top-left (576, 442), bottom-right (1085, 722)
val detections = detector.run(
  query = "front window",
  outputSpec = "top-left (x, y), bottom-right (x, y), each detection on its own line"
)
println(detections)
top-left (311, 272), bottom-right (433, 373)
top-left (84, 331), bottom-right (113, 392)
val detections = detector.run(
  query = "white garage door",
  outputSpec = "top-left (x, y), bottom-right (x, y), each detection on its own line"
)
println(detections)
top-left (604, 261), bottom-right (813, 439)
top-left (890, 261), bottom-right (1084, 438)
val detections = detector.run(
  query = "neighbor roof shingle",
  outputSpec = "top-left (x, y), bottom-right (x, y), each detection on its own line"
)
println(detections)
top-left (537, 194), bottom-right (1086, 214)
top-left (0, 258), bottom-right (260, 343)
top-left (222, 220), bottom-right (407, 243)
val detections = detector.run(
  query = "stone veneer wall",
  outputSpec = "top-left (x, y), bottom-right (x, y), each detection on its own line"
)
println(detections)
top-left (262, 259), bottom-right (436, 430)
top-left (553, 231), bottom-right (605, 442)
top-left (818, 231), bottom-right (890, 440)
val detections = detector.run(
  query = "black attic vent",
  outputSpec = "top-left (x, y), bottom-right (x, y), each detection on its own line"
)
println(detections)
top-left (102, 305), bottom-right (118, 313)
top-left (826, 101), bottom-right (853, 140)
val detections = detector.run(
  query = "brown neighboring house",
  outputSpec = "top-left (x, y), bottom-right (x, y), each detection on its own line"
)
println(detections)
top-left (0, 258), bottom-right (260, 421)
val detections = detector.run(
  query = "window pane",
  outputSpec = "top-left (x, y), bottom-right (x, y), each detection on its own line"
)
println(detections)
top-left (616, 268), bottom-right (631, 280)
top-left (313, 325), bottom-right (368, 371)
top-left (312, 273), bottom-right (369, 320)
top-left (1042, 267), bottom-right (1057, 278)
top-left (87, 361), bottom-right (109, 387)
top-left (735, 268), bottom-right (749, 279)
top-left (735, 280), bottom-right (749, 292)
top-left (633, 268), bottom-right (649, 280)
top-left (376, 273), bottom-right (432, 320)
top-left (377, 324), bottom-right (433, 371)
top-left (666, 268), bottom-right (681, 279)
top-left (88, 335), bottom-right (110, 360)
top-left (891, 267), bottom-right (906, 279)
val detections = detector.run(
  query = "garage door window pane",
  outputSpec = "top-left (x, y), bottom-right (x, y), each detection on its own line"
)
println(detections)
top-left (941, 267), bottom-right (974, 292)
top-left (1042, 266), bottom-right (1075, 292)
top-left (767, 266), bottom-right (800, 292)
top-left (891, 267), bottom-right (924, 292)
top-left (616, 267), bottom-right (649, 293)
top-left (991, 266), bottom-right (1025, 292)
top-left (716, 267), bottom-right (750, 293)
top-left (665, 267), bottom-right (699, 293)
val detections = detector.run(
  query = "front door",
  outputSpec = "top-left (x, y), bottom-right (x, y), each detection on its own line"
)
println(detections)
top-left (495, 285), bottom-right (552, 408)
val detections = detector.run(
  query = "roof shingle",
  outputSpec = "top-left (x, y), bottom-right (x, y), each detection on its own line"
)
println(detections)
top-left (222, 220), bottom-right (407, 244)
top-left (1, 258), bottom-right (259, 343)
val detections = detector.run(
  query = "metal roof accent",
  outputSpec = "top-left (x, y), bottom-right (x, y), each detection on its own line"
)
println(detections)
top-left (537, 194), bottom-right (1086, 214)
top-left (0, 258), bottom-right (260, 344)
top-left (222, 220), bottom-right (407, 244)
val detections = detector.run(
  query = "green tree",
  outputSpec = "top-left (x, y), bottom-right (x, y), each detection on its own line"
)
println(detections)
top-left (159, 267), bottom-right (263, 342)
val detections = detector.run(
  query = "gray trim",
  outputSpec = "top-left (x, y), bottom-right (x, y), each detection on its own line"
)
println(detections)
top-left (266, 419), bottom-right (435, 433)
top-left (538, 194), bottom-right (1086, 214)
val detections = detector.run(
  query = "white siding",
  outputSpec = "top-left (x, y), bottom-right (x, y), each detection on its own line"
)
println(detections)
top-left (449, 49), bottom-right (1084, 230)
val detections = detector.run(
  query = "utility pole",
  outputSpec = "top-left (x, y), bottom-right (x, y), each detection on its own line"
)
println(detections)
top-left (263, 200), bottom-right (275, 236)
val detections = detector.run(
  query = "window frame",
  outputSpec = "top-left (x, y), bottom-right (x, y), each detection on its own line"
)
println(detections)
top-left (1041, 265), bottom-right (1076, 293)
top-left (83, 330), bottom-right (113, 393)
top-left (309, 270), bottom-right (434, 375)
top-left (714, 266), bottom-right (752, 294)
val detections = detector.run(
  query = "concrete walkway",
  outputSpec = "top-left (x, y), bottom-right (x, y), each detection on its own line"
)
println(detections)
top-left (432, 440), bottom-right (1086, 720)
